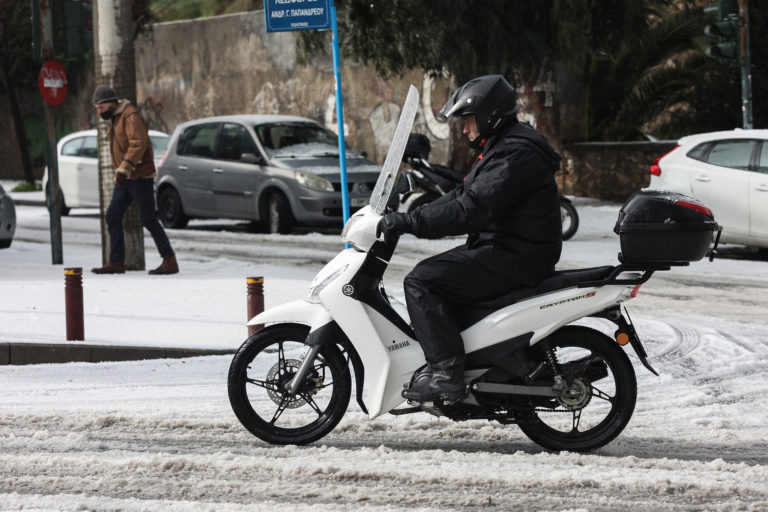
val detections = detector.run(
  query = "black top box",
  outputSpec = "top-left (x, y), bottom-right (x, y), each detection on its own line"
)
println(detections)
top-left (614, 190), bottom-right (719, 264)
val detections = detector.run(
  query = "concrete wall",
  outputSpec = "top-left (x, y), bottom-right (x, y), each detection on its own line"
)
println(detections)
top-left (133, 12), bottom-right (455, 167)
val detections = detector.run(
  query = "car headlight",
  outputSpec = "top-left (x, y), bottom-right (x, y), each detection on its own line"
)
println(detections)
top-left (307, 265), bottom-right (348, 303)
top-left (296, 171), bottom-right (334, 192)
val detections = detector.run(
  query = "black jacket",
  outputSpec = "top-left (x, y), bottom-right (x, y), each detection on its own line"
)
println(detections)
top-left (410, 121), bottom-right (563, 267)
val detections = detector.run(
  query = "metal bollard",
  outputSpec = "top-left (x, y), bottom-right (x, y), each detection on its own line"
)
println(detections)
top-left (246, 276), bottom-right (264, 336)
top-left (64, 267), bottom-right (84, 341)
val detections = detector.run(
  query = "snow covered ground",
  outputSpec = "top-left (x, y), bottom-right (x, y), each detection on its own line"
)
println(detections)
top-left (1, 197), bottom-right (767, 511)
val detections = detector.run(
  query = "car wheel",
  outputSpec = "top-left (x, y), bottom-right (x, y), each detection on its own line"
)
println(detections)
top-left (158, 187), bottom-right (189, 229)
top-left (266, 192), bottom-right (293, 234)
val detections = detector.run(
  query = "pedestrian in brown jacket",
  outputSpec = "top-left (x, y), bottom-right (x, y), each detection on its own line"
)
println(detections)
top-left (91, 85), bottom-right (179, 275)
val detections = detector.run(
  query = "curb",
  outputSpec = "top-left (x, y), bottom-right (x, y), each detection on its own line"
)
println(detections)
top-left (0, 342), bottom-right (235, 366)
top-left (11, 198), bottom-right (46, 207)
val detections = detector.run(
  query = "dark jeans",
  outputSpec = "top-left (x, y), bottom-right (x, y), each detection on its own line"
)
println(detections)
top-left (106, 178), bottom-right (174, 263)
top-left (404, 244), bottom-right (553, 364)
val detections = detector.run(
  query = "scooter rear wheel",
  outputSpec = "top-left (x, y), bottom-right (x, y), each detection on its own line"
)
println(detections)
top-left (228, 323), bottom-right (351, 445)
top-left (517, 326), bottom-right (637, 452)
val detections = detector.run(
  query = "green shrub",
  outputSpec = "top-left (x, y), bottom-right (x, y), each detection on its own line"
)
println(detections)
top-left (12, 182), bottom-right (43, 192)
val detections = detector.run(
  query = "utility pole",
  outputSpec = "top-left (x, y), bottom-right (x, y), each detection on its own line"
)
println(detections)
top-left (737, 0), bottom-right (753, 129)
top-left (32, 0), bottom-right (64, 264)
top-left (92, 0), bottom-right (145, 270)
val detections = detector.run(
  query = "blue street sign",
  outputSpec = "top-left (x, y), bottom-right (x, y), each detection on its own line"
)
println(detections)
top-left (264, 0), bottom-right (331, 32)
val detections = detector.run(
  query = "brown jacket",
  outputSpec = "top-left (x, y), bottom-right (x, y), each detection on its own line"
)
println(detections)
top-left (108, 99), bottom-right (155, 179)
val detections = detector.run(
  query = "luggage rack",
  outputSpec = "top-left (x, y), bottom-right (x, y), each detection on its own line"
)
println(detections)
top-left (578, 254), bottom-right (690, 288)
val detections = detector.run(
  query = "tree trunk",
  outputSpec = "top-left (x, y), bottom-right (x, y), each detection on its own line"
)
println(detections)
top-left (0, 54), bottom-right (36, 184)
top-left (93, 0), bottom-right (145, 271)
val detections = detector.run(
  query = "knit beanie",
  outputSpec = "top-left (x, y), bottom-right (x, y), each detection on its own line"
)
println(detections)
top-left (92, 85), bottom-right (119, 105)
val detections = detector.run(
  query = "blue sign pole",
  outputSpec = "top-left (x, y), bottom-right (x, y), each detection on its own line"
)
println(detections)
top-left (330, 0), bottom-right (350, 224)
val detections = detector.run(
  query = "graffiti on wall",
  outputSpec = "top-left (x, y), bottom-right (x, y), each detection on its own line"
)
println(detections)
top-left (138, 97), bottom-right (170, 134)
top-left (513, 64), bottom-right (557, 136)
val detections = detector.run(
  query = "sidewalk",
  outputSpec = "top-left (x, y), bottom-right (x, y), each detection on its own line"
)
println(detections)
top-left (2, 204), bottom-right (312, 367)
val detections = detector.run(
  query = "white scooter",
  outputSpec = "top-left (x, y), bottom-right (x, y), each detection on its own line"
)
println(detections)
top-left (228, 86), bottom-right (719, 452)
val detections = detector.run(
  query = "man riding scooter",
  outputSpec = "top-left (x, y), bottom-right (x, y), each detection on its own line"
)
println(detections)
top-left (377, 75), bottom-right (563, 402)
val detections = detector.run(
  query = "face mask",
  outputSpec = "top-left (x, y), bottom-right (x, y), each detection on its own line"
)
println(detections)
top-left (100, 109), bottom-right (114, 120)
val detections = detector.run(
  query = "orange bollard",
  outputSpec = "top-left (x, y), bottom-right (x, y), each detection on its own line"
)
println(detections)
top-left (64, 267), bottom-right (84, 341)
top-left (246, 276), bottom-right (264, 336)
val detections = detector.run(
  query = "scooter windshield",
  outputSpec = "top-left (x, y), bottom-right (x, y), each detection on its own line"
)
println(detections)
top-left (368, 85), bottom-right (420, 215)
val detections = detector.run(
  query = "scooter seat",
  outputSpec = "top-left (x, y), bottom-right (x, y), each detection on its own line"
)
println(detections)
top-left (458, 265), bottom-right (617, 330)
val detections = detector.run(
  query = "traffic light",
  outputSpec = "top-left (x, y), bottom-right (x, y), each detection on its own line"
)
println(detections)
top-left (704, 0), bottom-right (739, 63)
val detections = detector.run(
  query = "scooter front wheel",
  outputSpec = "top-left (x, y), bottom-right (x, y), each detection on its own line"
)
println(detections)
top-left (228, 323), bottom-right (351, 445)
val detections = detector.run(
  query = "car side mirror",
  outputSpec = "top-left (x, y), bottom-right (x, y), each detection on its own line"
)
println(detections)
top-left (241, 152), bottom-right (264, 165)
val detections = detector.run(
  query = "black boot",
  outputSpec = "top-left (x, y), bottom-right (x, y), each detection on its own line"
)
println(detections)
top-left (402, 356), bottom-right (467, 402)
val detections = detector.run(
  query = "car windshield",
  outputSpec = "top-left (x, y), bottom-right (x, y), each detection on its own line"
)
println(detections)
top-left (151, 135), bottom-right (170, 154)
top-left (254, 122), bottom-right (343, 158)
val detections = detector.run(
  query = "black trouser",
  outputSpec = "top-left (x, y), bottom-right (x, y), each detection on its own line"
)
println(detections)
top-left (404, 244), bottom-right (553, 364)
top-left (106, 178), bottom-right (174, 263)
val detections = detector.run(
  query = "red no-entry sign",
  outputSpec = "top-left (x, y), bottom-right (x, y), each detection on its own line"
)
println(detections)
top-left (39, 60), bottom-right (68, 106)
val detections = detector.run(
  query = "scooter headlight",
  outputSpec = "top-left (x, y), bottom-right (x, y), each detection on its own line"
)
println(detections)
top-left (307, 265), bottom-right (348, 303)
top-left (341, 213), bottom-right (362, 243)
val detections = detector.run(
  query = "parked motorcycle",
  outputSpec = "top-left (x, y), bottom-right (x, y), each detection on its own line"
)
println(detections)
top-left (397, 133), bottom-right (580, 240)
top-left (228, 86), bottom-right (720, 452)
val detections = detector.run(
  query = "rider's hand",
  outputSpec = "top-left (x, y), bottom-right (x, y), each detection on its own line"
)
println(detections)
top-left (376, 212), bottom-right (413, 243)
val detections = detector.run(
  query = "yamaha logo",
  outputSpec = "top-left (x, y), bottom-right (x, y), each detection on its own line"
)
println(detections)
top-left (342, 284), bottom-right (354, 296)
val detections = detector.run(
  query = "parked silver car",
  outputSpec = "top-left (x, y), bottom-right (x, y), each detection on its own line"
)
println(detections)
top-left (155, 115), bottom-right (381, 233)
top-left (0, 183), bottom-right (16, 249)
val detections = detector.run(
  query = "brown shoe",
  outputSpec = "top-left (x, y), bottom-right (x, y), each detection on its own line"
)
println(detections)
top-left (149, 255), bottom-right (179, 275)
top-left (92, 262), bottom-right (126, 274)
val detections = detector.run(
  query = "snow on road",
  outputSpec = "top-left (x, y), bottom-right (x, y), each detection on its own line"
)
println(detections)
top-left (1, 201), bottom-right (767, 511)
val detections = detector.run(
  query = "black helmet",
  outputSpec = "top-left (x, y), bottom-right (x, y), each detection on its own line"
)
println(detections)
top-left (438, 75), bottom-right (519, 141)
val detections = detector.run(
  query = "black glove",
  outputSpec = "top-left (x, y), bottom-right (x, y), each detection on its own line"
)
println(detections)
top-left (376, 212), bottom-right (413, 244)
top-left (114, 171), bottom-right (128, 188)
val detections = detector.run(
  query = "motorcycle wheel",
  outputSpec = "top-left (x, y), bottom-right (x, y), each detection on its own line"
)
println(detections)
top-left (227, 323), bottom-right (351, 445)
top-left (517, 326), bottom-right (637, 452)
top-left (560, 198), bottom-right (579, 241)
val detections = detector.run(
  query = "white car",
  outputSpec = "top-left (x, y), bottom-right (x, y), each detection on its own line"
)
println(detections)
top-left (648, 129), bottom-right (768, 249)
top-left (43, 129), bottom-right (170, 214)
top-left (0, 182), bottom-right (16, 249)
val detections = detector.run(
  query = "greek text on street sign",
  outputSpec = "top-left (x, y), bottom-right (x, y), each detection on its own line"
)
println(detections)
top-left (264, 0), bottom-right (330, 32)
top-left (39, 60), bottom-right (68, 107)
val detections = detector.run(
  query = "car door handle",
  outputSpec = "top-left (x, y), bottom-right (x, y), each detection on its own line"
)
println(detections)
top-left (178, 165), bottom-right (188, 171)
top-left (212, 168), bottom-right (223, 174)
top-left (694, 175), bottom-right (711, 182)
top-left (755, 184), bottom-right (768, 192)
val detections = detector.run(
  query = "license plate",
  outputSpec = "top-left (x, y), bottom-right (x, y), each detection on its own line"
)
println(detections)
top-left (350, 197), bottom-right (369, 207)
